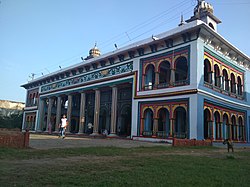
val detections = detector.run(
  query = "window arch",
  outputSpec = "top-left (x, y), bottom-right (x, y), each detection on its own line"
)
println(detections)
top-left (223, 113), bottom-right (229, 139)
top-left (214, 64), bottom-right (221, 87)
top-left (214, 111), bottom-right (221, 140)
top-left (143, 108), bottom-right (154, 135)
top-left (238, 116), bottom-right (244, 141)
top-left (209, 22), bottom-right (214, 30)
top-left (157, 108), bottom-right (170, 137)
top-left (174, 107), bottom-right (187, 138)
top-left (204, 59), bottom-right (212, 84)
top-left (204, 109), bottom-right (212, 139)
top-left (175, 56), bottom-right (188, 84)
top-left (237, 76), bottom-right (243, 95)
top-left (231, 115), bottom-right (236, 140)
top-left (222, 69), bottom-right (229, 91)
top-left (144, 64), bottom-right (155, 90)
top-left (230, 73), bottom-right (236, 93)
top-left (158, 61), bottom-right (171, 87)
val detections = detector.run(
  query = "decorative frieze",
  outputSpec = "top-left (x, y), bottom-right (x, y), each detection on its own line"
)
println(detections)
top-left (41, 62), bottom-right (133, 93)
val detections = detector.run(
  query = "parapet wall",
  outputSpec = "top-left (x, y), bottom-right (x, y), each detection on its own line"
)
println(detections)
top-left (0, 129), bottom-right (29, 148)
top-left (172, 138), bottom-right (212, 146)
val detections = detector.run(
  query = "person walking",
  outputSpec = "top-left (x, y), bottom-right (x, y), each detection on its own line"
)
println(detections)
top-left (60, 115), bottom-right (68, 139)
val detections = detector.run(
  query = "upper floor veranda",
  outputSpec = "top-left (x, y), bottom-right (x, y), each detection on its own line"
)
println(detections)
top-left (22, 20), bottom-right (250, 108)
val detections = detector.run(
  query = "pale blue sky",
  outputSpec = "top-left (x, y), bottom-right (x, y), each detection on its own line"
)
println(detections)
top-left (0, 0), bottom-right (249, 102)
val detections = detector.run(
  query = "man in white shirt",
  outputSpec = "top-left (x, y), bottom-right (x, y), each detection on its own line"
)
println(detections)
top-left (60, 115), bottom-right (68, 139)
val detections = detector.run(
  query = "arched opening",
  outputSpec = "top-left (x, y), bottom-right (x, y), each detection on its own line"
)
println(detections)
top-left (175, 56), bottom-right (188, 84)
top-left (222, 69), bottom-right (229, 91)
top-left (231, 115), bottom-right (236, 140)
top-left (174, 107), bottom-right (187, 138)
top-left (230, 73), bottom-right (236, 93)
top-left (145, 64), bottom-right (155, 90)
top-left (99, 108), bottom-right (110, 134)
top-left (223, 113), bottom-right (229, 139)
top-left (143, 108), bottom-right (154, 136)
top-left (238, 116), bottom-right (244, 141)
top-left (214, 111), bottom-right (221, 140)
top-left (119, 105), bottom-right (131, 136)
top-left (209, 22), bottom-right (215, 30)
top-left (204, 109), bottom-right (212, 139)
top-left (204, 59), bottom-right (212, 84)
top-left (237, 76), bottom-right (243, 95)
top-left (70, 118), bottom-right (78, 133)
top-left (214, 64), bottom-right (221, 87)
top-left (158, 61), bottom-right (171, 88)
top-left (157, 108), bottom-right (170, 138)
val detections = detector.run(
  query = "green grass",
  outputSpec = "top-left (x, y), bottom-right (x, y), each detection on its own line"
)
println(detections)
top-left (0, 146), bottom-right (249, 187)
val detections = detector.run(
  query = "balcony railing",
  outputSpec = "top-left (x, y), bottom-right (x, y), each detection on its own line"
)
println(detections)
top-left (143, 80), bottom-right (189, 90)
top-left (26, 98), bottom-right (38, 107)
top-left (204, 81), bottom-right (244, 100)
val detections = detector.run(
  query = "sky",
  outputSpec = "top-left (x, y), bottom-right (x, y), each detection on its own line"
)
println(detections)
top-left (0, 0), bottom-right (250, 102)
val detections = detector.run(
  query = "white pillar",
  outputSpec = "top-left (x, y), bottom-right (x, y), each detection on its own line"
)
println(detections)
top-left (108, 86), bottom-right (118, 137)
top-left (55, 96), bottom-right (62, 132)
top-left (66, 95), bottom-right (72, 132)
top-left (79, 92), bottom-right (86, 134)
top-left (46, 98), bottom-right (53, 132)
top-left (91, 89), bottom-right (100, 135)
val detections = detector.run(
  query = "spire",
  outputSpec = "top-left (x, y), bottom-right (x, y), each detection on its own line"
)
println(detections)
top-left (178, 14), bottom-right (185, 26)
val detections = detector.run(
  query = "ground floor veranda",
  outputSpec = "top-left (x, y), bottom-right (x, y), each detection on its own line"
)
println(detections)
top-left (23, 88), bottom-right (248, 142)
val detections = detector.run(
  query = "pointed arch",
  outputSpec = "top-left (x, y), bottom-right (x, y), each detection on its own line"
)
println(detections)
top-left (143, 108), bottom-right (154, 136)
top-left (204, 108), bottom-right (212, 139)
top-left (237, 76), bottom-right (243, 95)
top-left (230, 73), bottom-right (236, 93)
top-left (174, 107), bottom-right (187, 138)
top-left (204, 59), bottom-right (212, 84)
top-left (158, 60), bottom-right (171, 87)
top-left (214, 111), bottom-right (221, 140)
top-left (144, 64), bottom-right (155, 90)
top-left (223, 113), bottom-right (230, 139)
top-left (214, 64), bottom-right (221, 87)
top-left (157, 108), bottom-right (170, 137)
top-left (175, 56), bottom-right (188, 83)
top-left (222, 69), bottom-right (229, 91)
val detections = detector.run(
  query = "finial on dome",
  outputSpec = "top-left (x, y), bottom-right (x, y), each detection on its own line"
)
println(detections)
top-left (84, 43), bottom-right (101, 60)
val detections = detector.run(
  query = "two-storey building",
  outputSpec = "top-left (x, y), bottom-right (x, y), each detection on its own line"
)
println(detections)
top-left (21, 0), bottom-right (250, 143)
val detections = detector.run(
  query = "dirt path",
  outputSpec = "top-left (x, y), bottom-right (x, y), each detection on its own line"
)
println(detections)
top-left (29, 134), bottom-right (171, 149)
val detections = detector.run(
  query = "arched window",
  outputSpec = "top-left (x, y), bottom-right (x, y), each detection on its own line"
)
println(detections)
top-left (174, 107), bottom-right (187, 138)
top-left (214, 111), bottom-right (221, 140)
top-left (231, 115), bottom-right (236, 140)
top-left (237, 76), bottom-right (243, 95)
top-left (214, 64), bottom-right (221, 87)
top-left (209, 22), bottom-right (215, 30)
top-left (222, 69), bottom-right (229, 91)
top-left (158, 61), bottom-right (171, 88)
top-left (143, 108), bottom-right (154, 136)
top-left (157, 108), bottom-right (170, 137)
top-left (145, 64), bottom-right (155, 90)
top-left (230, 73), bottom-right (236, 93)
top-left (175, 57), bottom-right (188, 84)
top-left (238, 116), bottom-right (244, 141)
top-left (204, 59), bottom-right (212, 84)
top-left (223, 113), bottom-right (229, 139)
top-left (204, 109), bottom-right (212, 139)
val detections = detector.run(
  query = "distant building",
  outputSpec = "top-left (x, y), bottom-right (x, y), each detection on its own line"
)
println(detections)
top-left (21, 1), bottom-right (250, 143)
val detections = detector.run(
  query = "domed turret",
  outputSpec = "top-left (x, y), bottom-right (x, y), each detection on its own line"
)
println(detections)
top-left (85, 43), bottom-right (101, 60)
top-left (186, 0), bottom-right (221, 32)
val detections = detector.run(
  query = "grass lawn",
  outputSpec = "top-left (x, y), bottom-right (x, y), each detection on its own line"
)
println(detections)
top-left (0, 146), bottom-right (249, 187)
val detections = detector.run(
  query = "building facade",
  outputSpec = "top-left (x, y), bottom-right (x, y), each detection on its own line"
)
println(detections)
top-left (21, 1), bottom-right (250, 143)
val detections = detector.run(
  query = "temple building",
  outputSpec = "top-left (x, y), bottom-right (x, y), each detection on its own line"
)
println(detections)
top-left (21, 0), bottom-right (250, 143)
